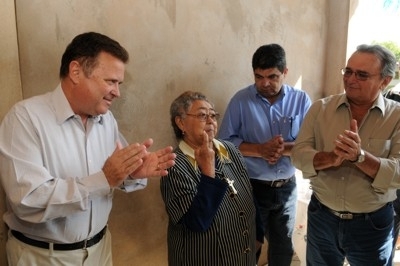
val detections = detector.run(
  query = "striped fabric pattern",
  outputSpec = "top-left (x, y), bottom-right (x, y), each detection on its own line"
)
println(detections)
top-left (160, 140), bottom-right (257, 266)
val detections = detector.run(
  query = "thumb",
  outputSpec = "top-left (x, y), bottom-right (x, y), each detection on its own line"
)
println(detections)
top-left (142, 138), bottom-right (154, 149)
top-left (350, 119), bottom-right (358, 133)
top-left (115, 140), bottom-right (123, 152)
top-left (201, 131), bottom-right (211, 148)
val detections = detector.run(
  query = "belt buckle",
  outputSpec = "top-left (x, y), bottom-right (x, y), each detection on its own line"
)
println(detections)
top-left (271, 180), bottom-right (284, 187)
top-left (83, 238), bottom-right (88, 250)
top-left (339, 213), bottom-right (353, 219)
top-left (83, 236), bottom-right (93, 250)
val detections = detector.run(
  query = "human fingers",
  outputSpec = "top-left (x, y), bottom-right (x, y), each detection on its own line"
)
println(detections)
top-left (142, 138), bottom-right (154, 149)
top-left (331, 148), bottom-right (346, 166)
top-left (102, 156), bottom-right (142, 187)
top-left (102, 143), bottom-right (148, 187)
top-left (267, 158), bottom-right (278, 164)
top-left (349, 119), bottom-right (358, 133)
top-left (334, 136), bottom-right (358, 162)
top-left (130, 144), bottom-right (177, 178)
top-left (115, 140), bottom-right (123, 150)
top-left (121, 143), bottom-right (150, 170)
top-left (154, 146), bottom-right (176, 169)
top-left (201, 130), bottom-right (210, 147)
top-left (194, 131), bottom-right (215, 176)
top-left (342, 119), bottom-right (360, 144)
top-left (119, 143), bottom-right (148, 162)
top-left (196, 131), bottom-right (212, 156)
top-left (274, 134), bottom-right (284, 144)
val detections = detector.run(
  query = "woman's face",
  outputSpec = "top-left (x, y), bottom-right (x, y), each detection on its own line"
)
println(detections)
top-left (176, 100), bottom-right (218, 149)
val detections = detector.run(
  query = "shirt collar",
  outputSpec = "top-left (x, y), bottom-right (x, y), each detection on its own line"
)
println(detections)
top-left (51, 84), bottom-right (104, 125)
top-left (335, 93), bottom-right (385, 115)
top-left (178, 139), bottom-right (231, 169)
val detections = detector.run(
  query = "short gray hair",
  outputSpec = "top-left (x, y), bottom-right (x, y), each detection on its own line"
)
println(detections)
top-left (356, 44), bottom-right (397, 78)
top-left (170, 91), bottom-right (213, 140)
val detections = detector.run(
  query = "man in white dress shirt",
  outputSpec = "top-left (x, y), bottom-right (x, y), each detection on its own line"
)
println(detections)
top-left (0, 32), bottom-right (175, 266)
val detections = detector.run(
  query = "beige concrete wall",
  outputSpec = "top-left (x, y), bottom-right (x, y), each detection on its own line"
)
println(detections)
top-left (322, 0), bottom-right (350, 97)
top-left (1, 1), bottom-right (351, 265)
top-left (0, 1), bottom-right (22, 265)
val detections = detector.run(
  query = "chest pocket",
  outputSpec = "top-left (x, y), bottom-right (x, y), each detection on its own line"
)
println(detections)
top-left (279, 115), bottom-right (301, 141)
top-left (366, 138), bottom-right (391, 158)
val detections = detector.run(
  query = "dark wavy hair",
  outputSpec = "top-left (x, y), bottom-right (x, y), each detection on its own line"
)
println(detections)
top-left (59, 32), bottom-right (129, 78)
top-left (252, 43), bottom-right (286, 72)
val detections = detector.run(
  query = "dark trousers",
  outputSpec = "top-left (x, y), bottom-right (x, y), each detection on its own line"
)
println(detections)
top-left (307, 194), bottom-right (393, 266)
top-left (250, 178), bottom-right (297, 266)
top-left (391, 190), bottom-right (400, 263)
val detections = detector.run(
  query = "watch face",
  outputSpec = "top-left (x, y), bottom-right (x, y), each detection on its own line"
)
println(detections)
top-left (358, 150), bottom-right (365, 163)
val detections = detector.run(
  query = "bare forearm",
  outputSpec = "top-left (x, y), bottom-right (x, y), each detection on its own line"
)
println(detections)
top-left (283, 142), bottom-right (294, 156)
top-left (313, 151), bottom-right (342, 170)
top-left (238, 142), bottom-right (262, 158)
top-left (352, 151), bottom-right (380, 179)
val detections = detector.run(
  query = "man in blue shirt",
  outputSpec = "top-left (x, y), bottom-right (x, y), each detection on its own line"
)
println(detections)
top-left (218, 43), bottom-right (311, 266)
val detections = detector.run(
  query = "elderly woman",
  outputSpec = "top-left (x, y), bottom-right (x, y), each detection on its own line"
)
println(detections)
top-left (160, 91), bottom-right (263, 266)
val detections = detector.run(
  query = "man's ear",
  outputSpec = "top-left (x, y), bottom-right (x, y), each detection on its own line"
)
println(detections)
top-left (69, 60), bottom-right (81, 84)
top-left (382, 76), bottom-right (393, 90)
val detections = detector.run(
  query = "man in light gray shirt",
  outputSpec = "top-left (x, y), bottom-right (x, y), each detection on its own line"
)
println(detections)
top-left (0, 32), bottom-right (175, 266)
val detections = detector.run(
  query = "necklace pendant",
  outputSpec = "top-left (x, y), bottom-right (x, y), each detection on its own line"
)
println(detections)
top-left (225, 177), bottom-right (237, 195)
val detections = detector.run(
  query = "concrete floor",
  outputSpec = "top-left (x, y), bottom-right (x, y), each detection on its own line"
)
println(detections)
top-left (260, 250), bottom-right (400, 265)
top-left (285, 249), bottom-right (400, 266)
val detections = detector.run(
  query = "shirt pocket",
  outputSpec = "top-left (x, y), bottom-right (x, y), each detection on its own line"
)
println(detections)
top-left (366, 138), bottom-right (391, 158)
top-left (279, 115), bottom-right (301, 141)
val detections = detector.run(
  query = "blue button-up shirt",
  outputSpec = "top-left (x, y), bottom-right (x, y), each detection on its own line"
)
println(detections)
top-left (218, 84), bottom-right (311, 181)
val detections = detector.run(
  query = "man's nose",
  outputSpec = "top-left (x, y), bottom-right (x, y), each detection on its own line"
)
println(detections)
top-left (262, 78), bottom-right (270, 86)
top-left (111, 84), bottom-right (120, 97)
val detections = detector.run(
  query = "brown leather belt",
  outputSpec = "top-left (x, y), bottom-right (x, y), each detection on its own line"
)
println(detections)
top-left (252, 176), bottom-right (295, 188)
top-left (314, 195), bottom-right (364, 220)
top-left (326, 209), bottom-right (364, 220)
top-left (325, 204), bottom-right (390, 220)
top-left (11, 226), bottom-right (107, 250)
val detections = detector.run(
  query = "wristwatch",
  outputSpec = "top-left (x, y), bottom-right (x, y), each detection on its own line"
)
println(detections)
top-left (353, 149), bottom-right (365, 163)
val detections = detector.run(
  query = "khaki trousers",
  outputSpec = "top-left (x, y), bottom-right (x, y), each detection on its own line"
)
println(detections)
top-left (6, 229), bottom-right (113, 266)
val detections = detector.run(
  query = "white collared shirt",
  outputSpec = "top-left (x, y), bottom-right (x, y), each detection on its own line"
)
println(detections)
top-left (0, 84), bottom-right (146, 243)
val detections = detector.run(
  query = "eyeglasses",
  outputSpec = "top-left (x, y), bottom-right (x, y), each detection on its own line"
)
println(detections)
top-left (185, 112), bottom-right (220, 121)
top-left (341, 68), bottom-right (381, 81)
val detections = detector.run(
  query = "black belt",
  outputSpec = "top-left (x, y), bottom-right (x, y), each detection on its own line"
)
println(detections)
top-left (252, 176), bottom-right (295, 188)
top-left (11, 226), bottom-right (107, 250)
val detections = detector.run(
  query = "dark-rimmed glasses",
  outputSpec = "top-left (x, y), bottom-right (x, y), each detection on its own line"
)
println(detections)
top-left (341, 68), bottom-right (381, 81)
top-left (185, 112), bottom-right (220, 122)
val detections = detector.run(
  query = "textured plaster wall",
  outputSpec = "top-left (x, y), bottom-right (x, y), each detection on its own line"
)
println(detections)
top-left (0, 1), bottom-right (22, 266)
top-left (0, 1), bottom-right (351, 265)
